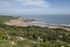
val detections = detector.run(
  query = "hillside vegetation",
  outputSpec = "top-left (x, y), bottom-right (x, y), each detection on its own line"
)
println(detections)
top-left (0, 15), bottom-right (70, 47)
top-left (0, 15), bottom-right (13, 22)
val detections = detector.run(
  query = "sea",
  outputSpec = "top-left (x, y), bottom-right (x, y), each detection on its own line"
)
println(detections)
top-left (21, 15), bottom-right (70, 26)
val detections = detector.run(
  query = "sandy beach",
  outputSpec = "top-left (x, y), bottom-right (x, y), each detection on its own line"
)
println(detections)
top-left (4, 17), bottom-right (70, 31)
top-left (48, 25), bottom-right (70, 31)
top-left (5, 17), bottom-right (46, 27)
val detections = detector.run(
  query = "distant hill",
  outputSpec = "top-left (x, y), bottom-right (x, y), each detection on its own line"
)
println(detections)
top-left (0, 15), bottom-right (35, 23)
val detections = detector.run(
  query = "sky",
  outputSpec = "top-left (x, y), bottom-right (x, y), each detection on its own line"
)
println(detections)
top-left (0, 0), bottom-right (70, 15)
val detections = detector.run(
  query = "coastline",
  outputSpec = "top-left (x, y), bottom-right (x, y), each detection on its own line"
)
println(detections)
top-left (48, 24), bottom-right (70, 31)
top-left (4, 16), bottom-right (70, 31)
top-left (5, 17), bottom-right (47, 27)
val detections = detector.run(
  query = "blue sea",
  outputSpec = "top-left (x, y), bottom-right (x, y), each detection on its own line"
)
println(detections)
top-left (21, 15), bottom-right (70, 26)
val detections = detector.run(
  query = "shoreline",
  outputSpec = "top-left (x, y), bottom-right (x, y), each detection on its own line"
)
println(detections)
top-left (4, 17), bottom-right (70, 31)
top-left (5, 17), bottom-right (47, 27)
top-left (48, 24), bottom-right (70, 31)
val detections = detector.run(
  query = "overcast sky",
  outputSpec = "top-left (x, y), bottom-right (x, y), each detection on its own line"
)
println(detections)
top-left (0, 0), bottom-right (70, 15)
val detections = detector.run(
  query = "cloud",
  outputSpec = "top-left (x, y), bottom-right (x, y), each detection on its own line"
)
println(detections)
top-left (15, 0), bottom-right (50, 8)
top-left (0, 8), bottom-right (42, 15)
top-left (1, 8), bottom-right (41, 12)
top-left (0, 0), bottom-right (51, 15)
top-left (0, 0), bottom-right (12, 7)
top-left (0, 0), bottom-right (50, 8)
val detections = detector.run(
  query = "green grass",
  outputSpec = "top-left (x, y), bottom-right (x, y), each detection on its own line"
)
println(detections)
top-left (0, 15), bottom-right (13, 22)
top-left (0, 15), bottom-right (70, 47)
top-left (0, 40), bottom-right (12, 47)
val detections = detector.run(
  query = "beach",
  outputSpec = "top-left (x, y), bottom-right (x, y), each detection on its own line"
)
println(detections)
top-left (48, 25), bottom-right (70, 31)
top-left (4, 16), bottom-right (70, 31)
top-left (5, 17), bottom-right (46, 27)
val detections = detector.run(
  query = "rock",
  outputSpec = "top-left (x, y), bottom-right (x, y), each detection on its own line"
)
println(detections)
top-left (68, 44), bottom-right (70, 46)
top-left (61, 46), bottom-right (64, 47)
top-left (38, 37), bottom-right (43, 42)
top-left (15, 36), bottom-right (24, 41)
top-left (10, 41), bottom-right (16, 45)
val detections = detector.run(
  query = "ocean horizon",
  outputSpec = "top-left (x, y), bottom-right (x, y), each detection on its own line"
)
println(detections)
top-left (21, 15), bottom-right (70, 26)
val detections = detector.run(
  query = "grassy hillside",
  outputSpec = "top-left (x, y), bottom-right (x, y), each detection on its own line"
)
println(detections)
top-left (0, 15), bottom-right (70, 47)
top-left (0, 15), bottom-right (14, 22)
